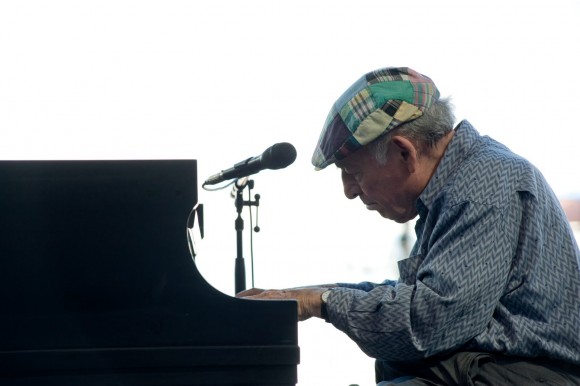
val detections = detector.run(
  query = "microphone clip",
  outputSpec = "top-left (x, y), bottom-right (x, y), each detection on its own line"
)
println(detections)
top-left (233, 178), bottom-right (260, 233)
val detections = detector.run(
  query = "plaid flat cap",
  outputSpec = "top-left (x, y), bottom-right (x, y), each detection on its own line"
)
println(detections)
top-left (311, 67), bottom-right (440, 170)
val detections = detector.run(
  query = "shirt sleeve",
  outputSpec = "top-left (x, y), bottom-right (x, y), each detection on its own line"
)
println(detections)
top-left (325, 199), bottom-right (519, 361)
top-left (337, 279), bottom-right (398, 292)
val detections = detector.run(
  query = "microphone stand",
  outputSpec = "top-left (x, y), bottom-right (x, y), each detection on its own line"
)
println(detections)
top-left (233, 178), bottom-right (260, 294)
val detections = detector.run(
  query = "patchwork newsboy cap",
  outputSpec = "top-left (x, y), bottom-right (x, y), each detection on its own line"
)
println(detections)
top-left (311, 67), bottom-right (440, 170)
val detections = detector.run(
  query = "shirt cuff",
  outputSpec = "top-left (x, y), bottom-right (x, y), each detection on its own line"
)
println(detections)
top-left (325, 287), bottom-right (366, 330)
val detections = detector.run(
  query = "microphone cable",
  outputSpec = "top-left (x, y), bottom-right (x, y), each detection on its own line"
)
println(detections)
top-left (201, 179), bottom-right (235, 192)
top-left (245, 183), bottom-right (260, 289)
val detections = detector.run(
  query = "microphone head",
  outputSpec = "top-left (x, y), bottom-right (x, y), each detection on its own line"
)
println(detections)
top-left (261, 142), bottom-right (297, 170)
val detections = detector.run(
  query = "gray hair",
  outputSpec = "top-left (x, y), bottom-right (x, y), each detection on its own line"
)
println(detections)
top-left (368, 97), bottom-right (456, 164)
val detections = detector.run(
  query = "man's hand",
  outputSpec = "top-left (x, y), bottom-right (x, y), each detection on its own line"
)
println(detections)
top-left (236, 286), bottom-right (331, 321)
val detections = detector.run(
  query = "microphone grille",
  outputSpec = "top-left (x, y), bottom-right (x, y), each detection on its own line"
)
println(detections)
top-left (263, 142), bottom-right (297, 170)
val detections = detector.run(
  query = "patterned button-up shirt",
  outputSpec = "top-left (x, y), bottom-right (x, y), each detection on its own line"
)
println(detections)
top-left (327, 120), bottom-right (580, 363)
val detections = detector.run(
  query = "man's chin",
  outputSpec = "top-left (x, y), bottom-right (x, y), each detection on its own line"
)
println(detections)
top-left (377, 208), bottom-right (417, 223)
top-left (364, 203), bottom-right (414, 223)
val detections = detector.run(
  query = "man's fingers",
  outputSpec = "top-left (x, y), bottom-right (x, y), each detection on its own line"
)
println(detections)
top-left (235, 288), bottom-right (265, 297)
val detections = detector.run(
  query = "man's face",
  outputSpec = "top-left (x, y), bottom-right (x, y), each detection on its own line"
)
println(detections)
top-left (336, 145), bottom-right (420, 223)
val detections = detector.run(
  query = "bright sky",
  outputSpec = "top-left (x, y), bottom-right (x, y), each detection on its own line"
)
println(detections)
top-left (1, 1), bottom-right (579, 385)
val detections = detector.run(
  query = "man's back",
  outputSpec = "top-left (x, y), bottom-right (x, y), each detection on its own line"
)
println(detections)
top-left (414, 120), bottom-right (580, 363)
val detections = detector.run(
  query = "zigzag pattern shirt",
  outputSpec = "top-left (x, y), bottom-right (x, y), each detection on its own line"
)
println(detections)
top-left (327, 120), bottom-right (580, 363)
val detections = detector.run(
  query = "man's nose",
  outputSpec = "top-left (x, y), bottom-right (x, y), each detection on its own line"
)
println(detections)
top-left (341, 171), bottom-right (360, 200)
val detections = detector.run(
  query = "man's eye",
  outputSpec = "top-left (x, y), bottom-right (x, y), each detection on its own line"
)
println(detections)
top-left (345, 171), bottom-right (362, 181)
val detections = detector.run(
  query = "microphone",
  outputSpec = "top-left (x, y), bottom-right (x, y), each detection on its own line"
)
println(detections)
top-left (203, 142), bottom-right (297, 186)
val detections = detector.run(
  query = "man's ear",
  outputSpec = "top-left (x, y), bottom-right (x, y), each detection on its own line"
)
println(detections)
top-left (390, 135), bottom-right (418, 173)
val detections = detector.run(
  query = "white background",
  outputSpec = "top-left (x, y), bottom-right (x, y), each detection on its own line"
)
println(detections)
top-left (1, 1), bottom-right (579, 385)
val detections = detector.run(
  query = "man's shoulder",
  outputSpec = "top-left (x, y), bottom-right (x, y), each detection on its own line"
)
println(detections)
top-left (424, 121), bottom-right (542, 208)
top-left (448, 136), bottom-right (539, 205)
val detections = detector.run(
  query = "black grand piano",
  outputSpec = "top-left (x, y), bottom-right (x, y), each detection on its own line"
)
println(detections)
top-left (0, 160), bottom-right (299, 385)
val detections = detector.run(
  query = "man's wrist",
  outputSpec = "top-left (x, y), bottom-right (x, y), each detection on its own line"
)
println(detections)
top-left (320, 289), bottom-right (332, 322)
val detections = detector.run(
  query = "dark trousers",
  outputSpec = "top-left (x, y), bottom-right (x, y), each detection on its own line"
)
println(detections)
top-left (376, 352), bottom-right (580, 385)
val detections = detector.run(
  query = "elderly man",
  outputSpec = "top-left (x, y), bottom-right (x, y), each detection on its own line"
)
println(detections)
top-left (238, 67), bottom-right (580, 385)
